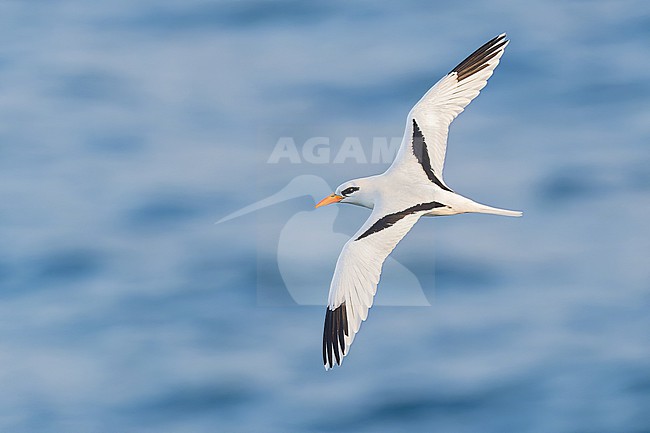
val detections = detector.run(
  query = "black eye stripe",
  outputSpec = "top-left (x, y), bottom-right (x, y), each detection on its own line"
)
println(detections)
top-left (341, 187), bottom-right (359, 196)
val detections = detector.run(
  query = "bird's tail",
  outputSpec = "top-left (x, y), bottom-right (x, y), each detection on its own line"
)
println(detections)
top-left (474, 203), bottom-right (523, 217)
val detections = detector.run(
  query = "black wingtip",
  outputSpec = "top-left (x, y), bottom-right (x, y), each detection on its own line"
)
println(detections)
top-left (450, 33), bottom-right (508, 81)
top-left (323, 303), bottom-right (347, 369)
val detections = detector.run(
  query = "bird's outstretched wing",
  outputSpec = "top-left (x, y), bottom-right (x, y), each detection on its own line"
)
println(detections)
top-left (388, 34), bottom-right (509, 186)
top-left (323, 200), bottom-right (445, 369)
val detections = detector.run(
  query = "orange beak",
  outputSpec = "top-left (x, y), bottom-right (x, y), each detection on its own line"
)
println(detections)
top-left (315, 194), bottom-right (343, 208)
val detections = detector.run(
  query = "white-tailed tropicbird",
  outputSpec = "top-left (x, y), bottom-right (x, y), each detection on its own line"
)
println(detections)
top-left (314, 33), bottom-right (522, 370)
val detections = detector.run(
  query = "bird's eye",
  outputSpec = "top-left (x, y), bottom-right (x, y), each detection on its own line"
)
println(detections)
top-left (341, 187), bottom-right (359, 196)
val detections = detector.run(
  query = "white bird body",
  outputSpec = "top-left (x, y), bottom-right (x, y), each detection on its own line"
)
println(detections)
top-left (315, 34), bottom-right (522, 369)
top-left (340, 171), bottom-right (520, 217)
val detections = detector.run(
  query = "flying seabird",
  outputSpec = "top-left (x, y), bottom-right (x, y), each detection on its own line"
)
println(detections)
top-left (315, 33), bottom-right (522, 370)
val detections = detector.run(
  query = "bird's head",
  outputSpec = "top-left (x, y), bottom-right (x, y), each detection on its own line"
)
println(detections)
top-left (315, 178), bottom-right (375, 209)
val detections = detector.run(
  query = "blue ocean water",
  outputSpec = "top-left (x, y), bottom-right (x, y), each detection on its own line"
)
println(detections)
top-left (0, 1), bottom-right (649, 432)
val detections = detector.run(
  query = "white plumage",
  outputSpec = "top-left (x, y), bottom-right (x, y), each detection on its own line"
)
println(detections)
top-left (315, 34), bottom-right (522, 370)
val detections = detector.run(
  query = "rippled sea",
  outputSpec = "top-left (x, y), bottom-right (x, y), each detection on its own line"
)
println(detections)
top-left (1, 1), bottom-right (649, 432)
